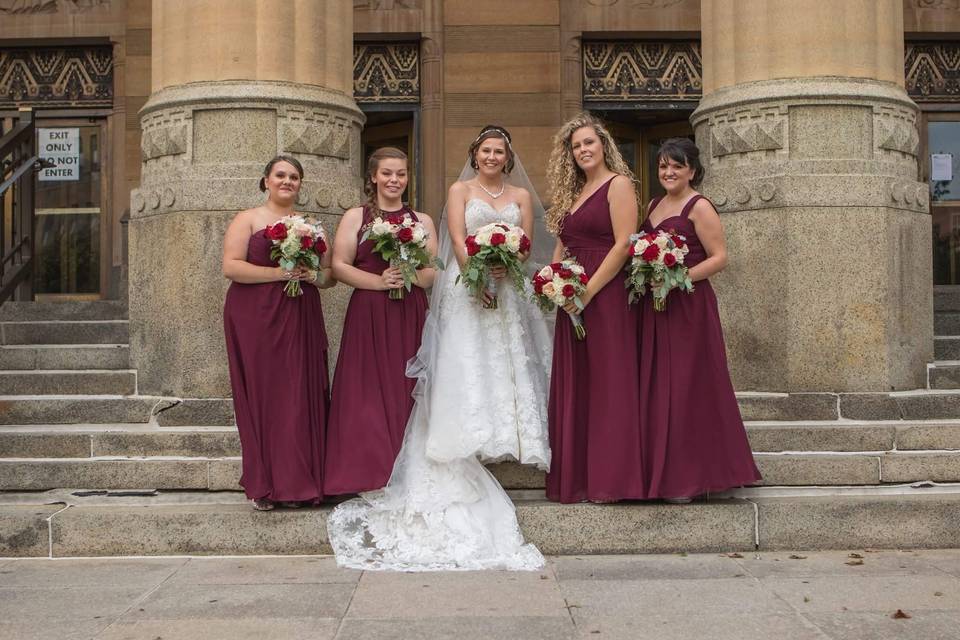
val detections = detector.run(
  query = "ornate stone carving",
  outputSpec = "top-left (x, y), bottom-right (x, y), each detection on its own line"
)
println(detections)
top-left (353, 0), bottom-right (421, 9)
top-left (582, 41), bottom-right (701, 102)
top-left (912, 0), bottom-right (960, 8)
top-left (354, 43), bottom-right (419, 104)
top-left (0, 0), bottom-right (109, 14)
top-left (281, 111), bottom-right (353, 160)
top-left (585, 0), bottom-right (684, 6)
top-left (0, 45), bottom-right (112, 107)
top-left (905, 42), bottom-right (960, 101)
top-left (710, 119), bottom-right (784, 157)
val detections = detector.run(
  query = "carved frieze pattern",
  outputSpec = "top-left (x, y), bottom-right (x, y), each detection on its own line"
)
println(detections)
top-left (582, 41), bottom-right (701, 102)
top-left (905, 42), bottom-right (960, 101)
top-left (354, 43), bottom-right (419, 104)
top-left (140, 110), bottom-right (189, 161)
top-left (0, 0), bottom-right (110, 14)
top-left (0, 45), bottom-right (112, 107)
top-left (281, 108), bottom-right (356, 160)
top-left (705, 107), bottom-right (787, 160)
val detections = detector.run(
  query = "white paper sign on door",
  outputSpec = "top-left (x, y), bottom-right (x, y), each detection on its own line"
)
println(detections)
top-left (932, 153), bottom-right (953, 182)
top-left (38, 128), bottom-right (80, 181)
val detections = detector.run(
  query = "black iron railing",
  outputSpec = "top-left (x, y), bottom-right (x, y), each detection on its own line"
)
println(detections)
top-left (0, 108), bottom-right (43, 303)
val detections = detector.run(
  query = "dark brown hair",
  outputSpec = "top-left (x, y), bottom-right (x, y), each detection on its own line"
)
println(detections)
top-left (468, 125), bottom-right (515, 174)
top-left (364, 146), bottom-right (409, 221)
top-left (657, 138), bottom-right (704, 187)
top-left (259, 155), bottom-right (304, 192)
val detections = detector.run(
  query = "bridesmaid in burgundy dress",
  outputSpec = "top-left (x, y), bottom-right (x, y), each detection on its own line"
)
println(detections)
top-left (639, 138), bottom-right (761, 502)
top-left (545, 113), bottom-right (644, 503)
top-left (324, 147), bottom-right (437, 494)
top-left (222, 155), bottom-right (336, 511)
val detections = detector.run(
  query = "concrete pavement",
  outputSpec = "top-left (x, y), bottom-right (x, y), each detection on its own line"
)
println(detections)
top-left (1, 550), bottom-right (959, 639)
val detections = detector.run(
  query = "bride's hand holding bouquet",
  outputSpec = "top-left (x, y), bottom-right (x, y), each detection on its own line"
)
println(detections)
top-left (457, 221), bottom-right (531, 309)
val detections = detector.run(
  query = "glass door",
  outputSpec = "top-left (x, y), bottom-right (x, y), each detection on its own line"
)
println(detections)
top-left (33, 118), bottom-right (105, 298)
top-left (924, 113), bottom-right (960, 286)
top-left (640, 120), bottom-right (694, 205)
top-left (361, 113), bottom-right (417, 208)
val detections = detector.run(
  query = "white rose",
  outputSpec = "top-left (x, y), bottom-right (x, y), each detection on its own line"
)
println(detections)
top-left (412, 225), bottom-right (427, 243)
top-left (539, 266), bottom-right (554, 279)
top-left (371, 221), bottom-right (391, 236)
top-left (541, 282), bottom-right (556, 297)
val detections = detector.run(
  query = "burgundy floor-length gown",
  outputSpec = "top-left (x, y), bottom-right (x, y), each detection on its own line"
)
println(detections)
top-left (547, 176), bottom-right (645, 503)
top-left (324, 206), bottom-right (429, 494)
top-left (638, 194), bottom-right (761, 498)
top-left (224, 228), bottom-right (329, 503)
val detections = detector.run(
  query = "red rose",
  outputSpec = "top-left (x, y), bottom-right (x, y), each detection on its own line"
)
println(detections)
top-left (663, 252), bottom-right (677, 267)
top-left (266, 222), bottom-right (287, 240)
top-left (315, 238), bottom-right (327, 254)
top-left (558, 267), bottom-right (573, 279)
top-left (519, 235), bottom-right (531, 252)
top-left (641, 244), bottom-right (660, 262)
top-left (301, 235), bottom-right (314, 250)
top-left (579, 273), bottom-right (589, 285)
top-left (466, 237), bottom-right (480, 256)
top-left (534, 281), bottom-right (543, 294)
top-left (386, 214), bottom-right (404, 225)
top-left (533, 274), bottom-right (546, 285)
top-left (562, 284), bottom-right (576, 298)
top-left (672, 235), bottom-right (685, 249)
top-left (645, 233), bottom-right (657, 243)
top-left (550, 262), bottom-right (562, 270)
top-left (398, 227), bottom-right (414, 243)
top-left (490, 233), bottom-right (506, 246)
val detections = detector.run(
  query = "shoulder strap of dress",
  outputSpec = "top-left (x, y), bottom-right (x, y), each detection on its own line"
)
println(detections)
top-left (646, 196), bottom-right (665, 217)
top-left (680, 194), bottom-right (704, 219)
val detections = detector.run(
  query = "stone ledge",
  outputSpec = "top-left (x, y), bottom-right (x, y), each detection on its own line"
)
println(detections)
top-left (3, 488), bottom-right (958, 557)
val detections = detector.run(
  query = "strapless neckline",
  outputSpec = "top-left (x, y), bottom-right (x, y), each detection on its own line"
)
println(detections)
top-left (466, 198), bottom-right (520, 216)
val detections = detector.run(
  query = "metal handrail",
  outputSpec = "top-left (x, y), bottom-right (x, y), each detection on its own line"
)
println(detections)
top-left (0, 108), bottom-right (38, 304)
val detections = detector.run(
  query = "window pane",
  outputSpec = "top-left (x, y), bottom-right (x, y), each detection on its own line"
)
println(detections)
top-left (929, 121), bottom-right (960, 202)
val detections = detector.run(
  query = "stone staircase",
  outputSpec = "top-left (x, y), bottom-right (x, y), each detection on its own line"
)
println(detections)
top-left (2, 297), bottom-right (960, 557)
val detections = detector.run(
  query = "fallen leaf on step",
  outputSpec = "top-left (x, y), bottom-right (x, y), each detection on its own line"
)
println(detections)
top-left (845, 559), bottom-right (864, 566)
top-left (848, 552), bottom-right (864, 559)
top-left (935, 592), bottom-right (943, 597)
top-left (726, 553), bottom-right (744, 558)
top-left (788, 554), bottom-right (807, 560)
top-left (891, 609), bottom-right (911, 619)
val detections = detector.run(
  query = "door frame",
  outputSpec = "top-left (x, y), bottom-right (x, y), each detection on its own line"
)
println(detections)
top-left (921, 110), bottom-right (960, 288)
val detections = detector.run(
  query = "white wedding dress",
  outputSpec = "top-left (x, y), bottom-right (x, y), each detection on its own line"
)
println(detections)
top-left (326, 193), bottom-right (553, 572)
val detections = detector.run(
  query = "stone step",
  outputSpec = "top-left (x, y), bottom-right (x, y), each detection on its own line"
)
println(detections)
top-left (3, 485), bottom-right (959, 557)
top-left (0, 397), bottom-right (163, 425)
top-left (2, 421), bottom-right (958, 459)
top-left (3, 450), bottom-right (960, 491)
top-left (0, 370), bottom-right (136, 395)
top-left (152, 391), bottom-right (960, 425)
top-left (0, 320), bottom-right (129, 345)
top-left (935, 311), bottom-right (960, 334)
top-left (928, 362), bottom-right (960, 390)
top-left (0, 299), bottom-right (127, 322)
top-left (935, 336), bottom-right (960, 360)
top-left (0, 344), bottom-right (129, 370)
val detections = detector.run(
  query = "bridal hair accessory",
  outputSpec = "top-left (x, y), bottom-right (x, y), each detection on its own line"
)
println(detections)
top-left (473, 126), bottom-right (513, 151)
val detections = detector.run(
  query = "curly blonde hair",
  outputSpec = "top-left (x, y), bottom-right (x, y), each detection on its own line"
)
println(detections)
top-left (546, 112), bottom-right (637, 234)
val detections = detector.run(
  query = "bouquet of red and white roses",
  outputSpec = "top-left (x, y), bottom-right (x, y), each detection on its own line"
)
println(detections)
top-left (625, 229), bottom-right (694, 311)
top-left (458, 222), bottom-right (531, 309)
top-left (361, 211), bottom-right (444, 300)
top-left (532, 260), bottom-right (589, 340)
top-left (265, 215), bottom-right (328, 297)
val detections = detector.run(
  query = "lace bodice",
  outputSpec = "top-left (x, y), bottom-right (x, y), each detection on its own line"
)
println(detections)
top-left (465, 199), bottom-right (521, 233)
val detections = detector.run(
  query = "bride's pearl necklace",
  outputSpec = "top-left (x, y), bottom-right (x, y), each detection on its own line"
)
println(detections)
top-left (478, 180), bottom-right (505, 199)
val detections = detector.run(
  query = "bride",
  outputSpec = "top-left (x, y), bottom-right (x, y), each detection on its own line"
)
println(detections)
top-left (327, 125), bottom-right (554, 571)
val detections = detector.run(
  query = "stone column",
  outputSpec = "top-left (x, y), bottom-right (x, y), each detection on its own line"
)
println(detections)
top-left (420, 0), bottom-right (445, 218)
top-left (692, 0), bottom-right (932, 392)
top-left (130, 0), bottom-right (364, 398)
